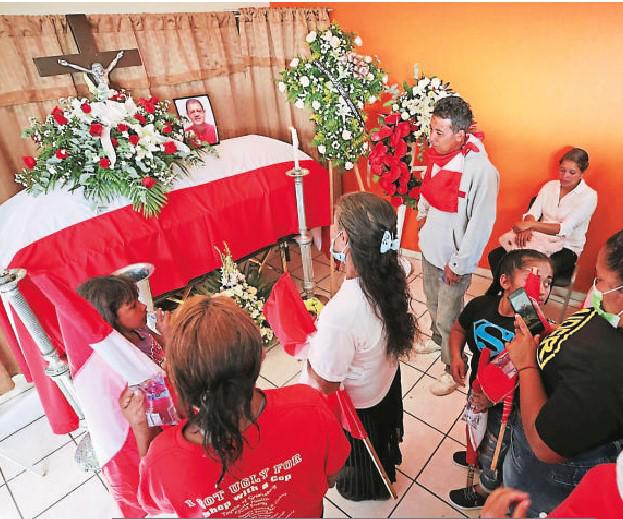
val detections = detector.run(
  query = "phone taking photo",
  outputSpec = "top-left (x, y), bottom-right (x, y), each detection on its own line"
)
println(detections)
top-left (509, 287), bottom-right (546, 335)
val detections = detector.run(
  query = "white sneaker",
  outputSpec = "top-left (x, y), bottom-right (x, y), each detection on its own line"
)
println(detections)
top-left (430, 371), bottom-right (459, 396)
top-left (415, 338), bottom-right (441, 354)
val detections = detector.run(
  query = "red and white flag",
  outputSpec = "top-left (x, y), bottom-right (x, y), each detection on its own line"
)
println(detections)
top-left (32, 273), bottom-right (161, 518)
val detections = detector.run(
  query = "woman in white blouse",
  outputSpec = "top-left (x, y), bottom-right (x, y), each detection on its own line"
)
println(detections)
top-left (300, 191), bottom-right (417, 501)
top-left (487, 148), bottom-right (597, 294)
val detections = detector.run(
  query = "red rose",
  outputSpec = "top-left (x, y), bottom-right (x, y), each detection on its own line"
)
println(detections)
top-left (116, 123), bottom-right (129, 132)
top-left (129, 135), bottom-right (140, 146)
top-left (162, 123), bottom-right (172, 134)
top-left (163, 141), bottom-right (177, 154)
top-left (89, 123), bottom-right (104, 138)
top-left (144, 102), bottom-right (155, 114)
top-left (134, 113), bottom-right (147, 125)
top-left (111, 137), bottom-right (118, 147)
top-left (149, 96), bottom-right (159, 105)
top-left (55, 149), bottom-right (68, 160)
top-left (141, 176), bottom-right (157, 189)
top-left (22, 155), bottom-right (37, 169)
top-left (51, 106), bottom-right (68, 126)
top-left (99, 157), bottom-right (111, 169)
top-left (80, 102), bottom-right (91, 114)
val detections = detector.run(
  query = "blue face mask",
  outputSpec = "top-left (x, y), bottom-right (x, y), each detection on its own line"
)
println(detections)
top-left (592, 280), bottom-right (623, 329)
top-left (330, 231), bottom-right (349, 262)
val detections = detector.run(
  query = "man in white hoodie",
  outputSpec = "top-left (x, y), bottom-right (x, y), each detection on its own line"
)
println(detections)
top-left (415, 96), bottom-right (499, 395)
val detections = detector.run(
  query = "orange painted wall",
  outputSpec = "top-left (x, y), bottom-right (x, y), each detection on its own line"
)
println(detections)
top-left (274, 2), bottom-right (623, 291)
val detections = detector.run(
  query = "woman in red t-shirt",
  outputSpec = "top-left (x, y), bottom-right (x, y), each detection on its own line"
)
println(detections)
top-left (120, 295), bottom-right (350, 518)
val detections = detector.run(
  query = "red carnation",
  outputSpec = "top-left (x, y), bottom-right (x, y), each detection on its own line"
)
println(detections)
top-left (80, 102), bottom-right (91, 114)
top-left (55, 149), bottom-right (68, 160)
top-left (89, 123), bottom-right (104, 138)
top-left (141, 176), bottom-right (157, 189)
top-left (99, 157), bottom-right (111, 169)
top-left (163, 141), bottom-right (177, 154)
top-left (134, 113), bottom-right (147, 125)
top-left (116, 123), bottom-right (129, 132)
top-left (22, 155), bottom-right (37, 169)
top-left (162, 123), bottom-right (172, 134)
top-left (51, 106), bottom-right (68, 126)
top-left (129, 135), bottom-right (140, 146)
top-left (149, 96), bottom-right (159, 105)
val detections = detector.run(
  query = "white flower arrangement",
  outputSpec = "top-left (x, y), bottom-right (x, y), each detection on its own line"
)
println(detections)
top-left (279, 22), bottom-right (385, 171)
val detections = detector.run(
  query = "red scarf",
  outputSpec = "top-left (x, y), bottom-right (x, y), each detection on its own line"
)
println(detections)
top-left (420, 134), bottom-right (482, 213)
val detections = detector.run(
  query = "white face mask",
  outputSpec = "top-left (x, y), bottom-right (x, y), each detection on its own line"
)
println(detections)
top-left (330, 231), bottom-right (349, 263)
top-left (591, 280), bottom-right (623, 329)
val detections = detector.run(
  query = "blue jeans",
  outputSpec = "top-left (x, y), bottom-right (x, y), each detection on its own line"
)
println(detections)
top-left (503, 412), bottom-right (623, 516)
top-left (422, 258), bottom-right (472, 367)
top-left (478, 403), bottom-right (511, 493)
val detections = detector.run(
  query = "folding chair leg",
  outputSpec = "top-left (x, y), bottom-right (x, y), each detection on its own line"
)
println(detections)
top-left (560, 284), bottom-right (574, 322)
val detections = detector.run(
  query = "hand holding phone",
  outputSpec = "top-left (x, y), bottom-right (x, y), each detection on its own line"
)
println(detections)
top-left (509, 287), bottom-right (547, 335)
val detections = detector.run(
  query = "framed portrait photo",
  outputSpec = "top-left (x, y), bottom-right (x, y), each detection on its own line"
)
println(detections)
top-left (174, 94), bottom-right (220, 145)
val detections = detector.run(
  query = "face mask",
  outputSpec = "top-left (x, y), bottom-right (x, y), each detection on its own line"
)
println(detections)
top-left (592, 280), bottom-right (623, 329)
top-left (330, 231), bottom-right (349, 262)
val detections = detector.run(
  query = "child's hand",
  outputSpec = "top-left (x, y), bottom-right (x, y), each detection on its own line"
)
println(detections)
top-left (471, 388), bottom-right (492, 413)
top-left (450, 356), bottom-right (466, 386)
top-left (156, 309), bottom-right (173, 343)
top-left (480, 487), bottom-right (531, 518)
top-left (119, 385), bottom-right (148, 428)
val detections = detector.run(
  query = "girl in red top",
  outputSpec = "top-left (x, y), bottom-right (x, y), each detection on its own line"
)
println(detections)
top-left (120, 295), bottom-right (350, 518)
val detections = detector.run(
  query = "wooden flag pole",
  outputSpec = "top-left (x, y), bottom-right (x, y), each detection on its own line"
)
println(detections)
top-left (490, 420), bottom-right (506, 471)
top-left (329, 161), bottom-right (336, 295)
top-left (353, 163), bottom-right (365, 192)
top-left (362, 437), bottom-right (398, 499)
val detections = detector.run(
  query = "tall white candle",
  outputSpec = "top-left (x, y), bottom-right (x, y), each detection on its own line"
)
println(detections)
top-left (290, 126), bottom-right (300, 169)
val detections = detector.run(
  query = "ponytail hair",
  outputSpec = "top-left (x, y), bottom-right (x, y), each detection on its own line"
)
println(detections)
top-left (167, 295), bottom-right (262, 484)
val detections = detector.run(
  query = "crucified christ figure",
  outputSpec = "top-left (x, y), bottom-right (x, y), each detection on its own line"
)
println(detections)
top-left (58, 50), bottom-right (124, 98)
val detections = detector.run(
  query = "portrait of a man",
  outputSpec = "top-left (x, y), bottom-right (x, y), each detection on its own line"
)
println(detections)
top-left (174, 95), bottom-right (219, 145)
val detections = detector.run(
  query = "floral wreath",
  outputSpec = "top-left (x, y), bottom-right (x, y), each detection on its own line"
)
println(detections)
top-left (16, 90), bottom-right (214, 217)
top-left (279, 23), bottom-right (387, 171)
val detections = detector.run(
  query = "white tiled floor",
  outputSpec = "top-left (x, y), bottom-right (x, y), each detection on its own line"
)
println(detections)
top-left (0, 252), bottom-right (582, 518)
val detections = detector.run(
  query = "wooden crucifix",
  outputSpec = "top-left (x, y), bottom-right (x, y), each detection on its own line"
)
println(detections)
top-left (33, 14), bottom-right (142, 94)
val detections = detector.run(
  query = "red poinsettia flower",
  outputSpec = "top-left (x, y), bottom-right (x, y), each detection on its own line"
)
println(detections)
top-left (379, 174), bottom-right (397, 196)
top-left (128, 135), bottom-right (140, 146)
top-left (99, 157), bottom-right (111, 169)
top-left (80, 102), bottom-right (91, 114)
top-left (51, 106), bottom-right (68, 126)
top-left (407, 186), bottom-right (420, 199)
top-left (134, 113), bottom-right (147, 125)
top-left (371, 125), bottom-right (392, 142)
top-left (368, 142), bottom-right (388, 165)
top-left (390, 197), bottom-right (403, 209)
top-left (161, 123), bottom-right (173, 134)
top-left (395, 121), bottom-right (413, 138)
top-left (141, 176), bottom-right (157, 189)
top-left (393, 139), bottom-right (408, 159)
top-left (384, 113), bottom-right (401, 126)
top-left (55, 149), bottom-right (68, 160)
top-left (116, 123), bottom-right (129, 132)
top-left (89, 123), bottom-right (104, 138)
top-left (22, 155), bottom-right (37, 169)
top-left (163, 141), bottom-right (177, 154)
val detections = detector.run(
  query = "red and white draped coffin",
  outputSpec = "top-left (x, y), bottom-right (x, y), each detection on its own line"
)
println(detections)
top-left (0, 135), bottom-right (330, 433)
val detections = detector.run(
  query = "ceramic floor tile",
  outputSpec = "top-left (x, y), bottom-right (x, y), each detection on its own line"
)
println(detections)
top-left (36, 475), bottom-right (119, 519)
top-left (256, 376), bottom-right (278, 391)
top-left (8, 442), bottom-right (90, 518)
top-left (325, 471), bottom-right (412, 518)
top-left (292, 260), bottom-right (332, 284)
top-left (467, 275), bottom-right (492, 298)
top-left (400, 362), bottom-right (424, 397)
top-left (323, 497), bottom-right (349, 518)
top-left (391, 482), bottom-right (465, 518)
top-left (259, 345), bottom-right (302, 387)
top-left (403, 347), bottom-right (439, 374)
top-left (0, 374), bottom-right (33, 406)
top-left (448, 417), bottom-right (468, 447)
top-left (397, 413), bottom-right (445, 480)
top-left (403, 375), bottom-right (466, 435)
top-left (0, 389), bottom-right (45, 441)
top-left (417, 437), bottom-right (476, 516)
top-left (312, 247), bottom-right (330, 266)
top-left (0, 416), bottom-right (72, 481)
top-left (0, 484), bottom-right (21, 519)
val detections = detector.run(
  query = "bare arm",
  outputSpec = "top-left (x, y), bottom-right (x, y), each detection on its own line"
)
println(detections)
top-left (306, 362), bottom-right (341, 395)
top-left (507, 316), bottom-right (566, 464)
top-left (57, 59), bottom-right (90, 73)
top-left (119, 386), bottom-right (161, 457)
top-left (449, 320), bottom-right (468, 385)
top-left (513, 220), bottom-right (561, 236)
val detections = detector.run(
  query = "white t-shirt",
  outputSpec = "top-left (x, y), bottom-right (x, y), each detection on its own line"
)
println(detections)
top-left (300, 278), bottom-right (397, 409)
top-left (524, 179), bottom-right (597, 257)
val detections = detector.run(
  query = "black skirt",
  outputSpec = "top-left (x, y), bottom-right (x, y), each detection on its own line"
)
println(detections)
top-left (336, 366), bottom-right (403, 501)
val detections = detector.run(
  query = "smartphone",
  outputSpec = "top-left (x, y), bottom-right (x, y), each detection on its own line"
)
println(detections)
top-left (509, 287), bottom-right (545, 335)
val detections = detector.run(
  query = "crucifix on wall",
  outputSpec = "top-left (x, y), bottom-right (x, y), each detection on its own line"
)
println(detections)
top-left (33, 14), bottom-right (142, 98)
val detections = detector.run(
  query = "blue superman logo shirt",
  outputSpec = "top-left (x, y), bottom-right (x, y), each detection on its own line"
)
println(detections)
top-left (472, 319), bottom-right (515, 356)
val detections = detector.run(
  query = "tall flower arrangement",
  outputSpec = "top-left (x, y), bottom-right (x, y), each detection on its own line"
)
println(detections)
top-left (279, 23), bottom-right (387, 171)
top-left (15, 90), bottom-right (215, 216)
